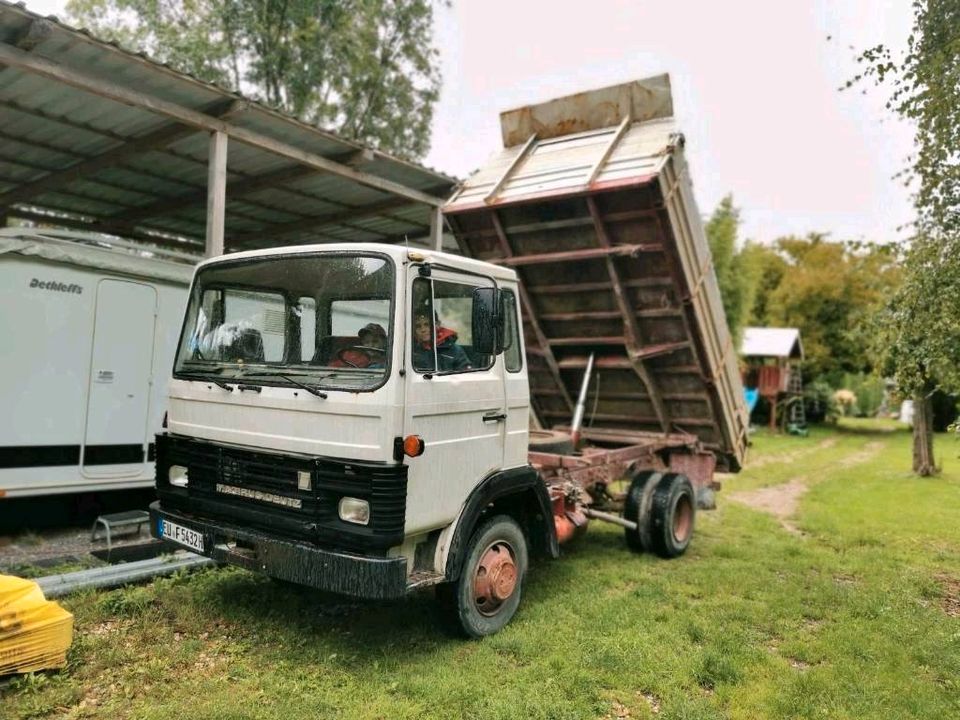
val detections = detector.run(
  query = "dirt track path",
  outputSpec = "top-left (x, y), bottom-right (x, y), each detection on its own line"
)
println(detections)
top-left (746, 437), bottom-right (838, 469)
top-left (729, 440), bottom-right (885, 535)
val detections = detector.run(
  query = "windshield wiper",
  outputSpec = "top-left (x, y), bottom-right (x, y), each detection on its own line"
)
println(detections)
top-left (177, 373), bottom-right (234, 392)
top-left (238, 372), bottom-right (328, 399)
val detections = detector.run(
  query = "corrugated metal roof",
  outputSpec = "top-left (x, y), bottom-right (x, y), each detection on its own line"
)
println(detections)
top-left (0, 1), bottom-right (457, 255)
top-left (740, 327), bottom-right (804, 359)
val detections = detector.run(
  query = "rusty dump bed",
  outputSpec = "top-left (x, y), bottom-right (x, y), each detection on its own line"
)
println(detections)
top-left (444, 76), bottom-right (748, 471)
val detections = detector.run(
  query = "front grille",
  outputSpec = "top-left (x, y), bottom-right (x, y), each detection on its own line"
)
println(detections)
top-left (155, 434), bottom-right (407, 553)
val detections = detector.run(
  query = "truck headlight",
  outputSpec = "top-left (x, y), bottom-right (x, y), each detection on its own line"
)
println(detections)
top-left (338, 497), bottom-right (369, 525)
top-left (169, 465), bottom-right (189, 487)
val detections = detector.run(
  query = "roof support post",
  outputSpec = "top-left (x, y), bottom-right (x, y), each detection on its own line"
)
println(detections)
top-left (205, 131), bottom-right (228, 258)
top-left (430, 207), bottom-right (444, 251)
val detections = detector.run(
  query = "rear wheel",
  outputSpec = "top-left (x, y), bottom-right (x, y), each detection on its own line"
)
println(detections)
top-left (623, 470), bottom-right (662, 552)
top-left (648, 473), bottom-right (696, 558)
top-left (436, 514), bottom-right (528, 638)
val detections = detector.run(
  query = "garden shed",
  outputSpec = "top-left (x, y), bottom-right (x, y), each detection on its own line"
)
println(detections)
top-left (739, 327), bottom-right (804, 429)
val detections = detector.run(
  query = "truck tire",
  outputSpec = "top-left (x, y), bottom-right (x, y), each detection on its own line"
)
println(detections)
top-left (436, 514), bottom-right (529, 638)
top-left (528, 430), bottom-right (575, 455)
top-left (648, 473), bottom-right (695, 559)
top-left (623, 470), bottom-right (662, 552)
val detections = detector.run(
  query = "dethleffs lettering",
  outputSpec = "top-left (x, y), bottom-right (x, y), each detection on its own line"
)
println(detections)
top-left (29, 278), bottom-right (83, 294)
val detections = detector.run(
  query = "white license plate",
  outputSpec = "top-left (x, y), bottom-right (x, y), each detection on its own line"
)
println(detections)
top-left (159, 518), bottom-right (204, 553)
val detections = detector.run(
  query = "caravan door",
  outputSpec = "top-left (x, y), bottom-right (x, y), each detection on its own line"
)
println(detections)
top-left (82, 279), bottom-right (157, 477)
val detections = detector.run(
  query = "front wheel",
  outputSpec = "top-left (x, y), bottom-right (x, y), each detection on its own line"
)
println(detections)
top-left (436, 514), bottom-right (528, 638)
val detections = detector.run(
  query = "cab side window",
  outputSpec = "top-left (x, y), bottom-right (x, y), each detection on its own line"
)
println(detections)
top-left (411, 276), bottom-right (494, 374)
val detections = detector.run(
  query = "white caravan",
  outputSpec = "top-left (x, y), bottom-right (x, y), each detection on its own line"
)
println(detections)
top-left (0, 229), bottom-right (194, 498)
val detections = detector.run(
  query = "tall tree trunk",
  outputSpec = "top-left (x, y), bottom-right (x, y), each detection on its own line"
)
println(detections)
top-left (912, 393), bottom-right (936, 475)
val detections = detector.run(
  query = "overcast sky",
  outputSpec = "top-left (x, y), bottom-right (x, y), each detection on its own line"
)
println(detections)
top-left (25, 0), bottom-right (916, 244)
top-left (426, 1), bottom-right (916, 244)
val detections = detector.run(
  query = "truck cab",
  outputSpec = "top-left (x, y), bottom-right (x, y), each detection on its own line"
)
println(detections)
top-left (151, 244), bottom-right (556, 636)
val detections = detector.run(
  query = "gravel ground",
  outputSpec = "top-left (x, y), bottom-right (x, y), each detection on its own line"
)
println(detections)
top-left (0, 524), bottom-right (154, 573)
top-left (0, 489), bottom-right (157, 573)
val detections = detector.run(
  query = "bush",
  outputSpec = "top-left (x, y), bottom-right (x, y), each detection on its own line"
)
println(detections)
top-left (803, 379), bottom-right (838, 423)
top-left (842, 373), bottom-right (886, 417)
top-left (931, 390), bottom-right (959, 432)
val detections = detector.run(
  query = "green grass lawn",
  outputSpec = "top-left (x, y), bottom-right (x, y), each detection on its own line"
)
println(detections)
top-left (4, 420), bottom-right (960, 719)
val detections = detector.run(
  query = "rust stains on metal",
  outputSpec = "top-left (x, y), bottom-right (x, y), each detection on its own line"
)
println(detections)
top-left (473, 542), bottom-right (519, 615)
top-left (669, 452), bottom-right (718, 491)
top-left (587, 194), bottom-right (670, 432)
top-left (444, 76), bottom-right (748, 471)
top-left (549, 485), bottom-right (589, 545)
top-left (484, 211), bottom-right (574, 414)
top-left (499, 75), bottom-right (673, 148)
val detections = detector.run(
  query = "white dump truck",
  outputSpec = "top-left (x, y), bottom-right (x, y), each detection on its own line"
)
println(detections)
top-left (150, 77), bottom-right (748, 637)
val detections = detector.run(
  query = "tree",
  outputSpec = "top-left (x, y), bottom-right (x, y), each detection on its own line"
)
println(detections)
top-left (872, 238), bottom-right (960, 474)
top-left (740, 240), bottom-right (786, 327)
top-left (704, 195), bottom-right (757, 345)
top-left (763, 235), bottom-right (901, 384)
top-left (848, 0), bottom-right (960, 474)
top-left (703, 199), bottom-right (901, 387)
top-left (66, 0), bottom-right (443, 159)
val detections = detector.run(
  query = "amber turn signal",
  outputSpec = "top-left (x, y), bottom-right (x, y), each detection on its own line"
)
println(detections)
top-left (403, 435), bottom-right (425, 457)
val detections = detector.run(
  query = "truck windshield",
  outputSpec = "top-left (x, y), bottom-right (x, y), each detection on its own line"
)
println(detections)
top-left (174, 253), bottom-right (394, 391)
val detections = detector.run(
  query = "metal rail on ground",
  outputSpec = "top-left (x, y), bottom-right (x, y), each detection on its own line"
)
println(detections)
top-left (36, 552), bottom-right (215, 598)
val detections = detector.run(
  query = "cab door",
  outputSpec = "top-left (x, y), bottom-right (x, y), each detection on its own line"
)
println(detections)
top-left (402, 265), bottom-right (506, 534)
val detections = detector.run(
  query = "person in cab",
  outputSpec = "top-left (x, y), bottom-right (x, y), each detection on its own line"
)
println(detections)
top-left (331, 322), bottom-right (387, 368)
top-left (412, 310), bottom-right (471, 372)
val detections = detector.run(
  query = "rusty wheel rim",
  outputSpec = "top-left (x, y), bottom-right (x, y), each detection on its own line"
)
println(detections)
top-left (473, 541), bottom-right (518, 617)
top-left (673, 493), bottom-right (693, 543)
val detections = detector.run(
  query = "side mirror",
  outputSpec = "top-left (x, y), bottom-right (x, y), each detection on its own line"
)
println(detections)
top-left (472, 287), bottom-right (503, 355)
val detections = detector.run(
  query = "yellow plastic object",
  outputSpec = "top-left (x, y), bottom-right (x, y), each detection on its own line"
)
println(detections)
top-left (0, 575), bottom-right (74, 675)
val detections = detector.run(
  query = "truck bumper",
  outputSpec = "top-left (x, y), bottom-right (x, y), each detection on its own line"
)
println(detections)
top-left (149, 501), bottom-right (409, 600)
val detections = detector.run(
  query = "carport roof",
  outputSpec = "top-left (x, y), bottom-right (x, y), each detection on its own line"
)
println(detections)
top-left (0, 1), bottom-right (458, 255)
